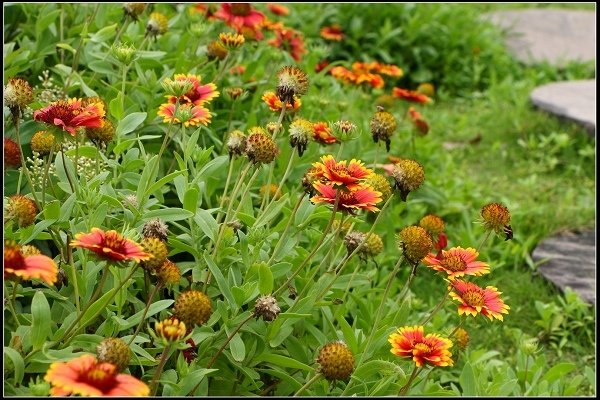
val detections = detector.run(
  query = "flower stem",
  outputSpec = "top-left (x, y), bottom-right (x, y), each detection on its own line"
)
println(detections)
top-left (41, 145), bottom-right (56, 208)
top-left (293, 372), bottom-right (323, 397)
top-left (272, 103), bottom-right (287, 139)
top-left (272, 190), bottom-right (340, 298)
top-left (398, 365), bottom-right (420, 396)
top-left (267, 192), bottom-right (306, 265)
top-left (395, 260), bottom-right (419, 306)
top-left (477, 230), bottom-right (492, 253)
top-left (206, 312), bottom-right (254, 369)
top-left (264, 151), bottom-right (296, 211)
top-left (420, 287), bottom-right (451, 326)
top-left (447, 317), bottom-right (465, 338)
top-left (216, 158), bottom-right (236, 225)
top-left (120, 65), bottom-right (129, 112)
top-left (67, 238), bottom-right (81, 315)
top-left (127, 282), bottom-right (163, 346)
top-left (150, 344), bottom-right (173, 396)
top-left (8, 281), bottom-right (21, 327)
top-left (60, 144), bottom-right (77, 194)
top-left (13, 118), bottom-right (41, 207)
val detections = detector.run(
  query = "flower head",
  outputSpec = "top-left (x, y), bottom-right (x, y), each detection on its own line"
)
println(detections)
top-left (142, 218), bottom-right (169, 241)
top-left (389, 326), bottom-right (453, 367)
top-left (155, 317), bottom-right (187, 344)
top-left (214, 3), bottom-right (265, 39)
top-left (312, 183), bottom-right (382, 214)
top-left (419, 214), bottom-right (447, 253)
top-left (155, 259), bottom-right (181, 286)
top-left (254, 295), bottom-right (281, 321)
top-left (370, 107), bottom-right (397, 152)
top-left (311, 155), bottom-right (373, 190)
top-left (276, 66), bottom-right (309, 107)
top-left (33, 98), bottom-right (105, 136)
top-left (392, 87), bottom-right (432, 104)
top-left (4, 138), bottom-right (21, 168)
top-left (449, 279), bottom-right (510, 321)
top-left (166, 74), bottom-right (219, 106)
top-left (417, 82), bottom-right (435, 97)
top-left (320, 24), bottom-right (344, 41)
top-left (219, 32), bottom-right (245, 49)
top-left (363, 173), bottom-right (393, 203)
top-left (96, 338), bottom-right (131, 372)
top-left (454, 328), bottom-right (469, 351)
top-left (288, 118), bottom-right (314, 157)
top-left (262, 91), bottom-right (301, 112)
top-left (268, 27), bottom-right (306, 62)
top-left (408, 107), bottom-right (429, 135)
top-left (111, 42), bottom-right (137, 65)
top-left (226, 129), bottom-right (247, 159)
top-left (245, 128), bottom-right (279, 164)
top-left (317, 341), bottom-right (354, 381)
top-left (174, 290), bottom-right (212, 327)
top-left (157, 103), bottom-right (212, 127)
top-left (312, 122), bottom-right (338, 145)
top-left (480, 202), bottom-right (512, 240)
top-left (146, 12), bottom-right (169, 36)
top-left (390, 158), bottom-right (425, 201)
top-left (44, 354), bottom-right (149, 396)
top-left (123, 3), bottom-right (146, 21)
top-left (267, 4), bottom-right (289, 16)
top-left (397, 226), bottom-right (433, 265)
top-left (70, 228), bottom-right (150, 263)
top-left (140, 237), bottom-right (168, 271)
top-left (86, 118), bottom-right (115, 146)
top-left (4, 77), bottom-right (34, 119)
top-left (424, 247), bottom-right (490, 280)
top-left (30, 131), bottom-right (59, 155)
top-left (4, 241), bottom-right (57, 284)
top-left (5, 195), bottom-right (38, 227)
top-left (207, 40), bottom-right (228, 60)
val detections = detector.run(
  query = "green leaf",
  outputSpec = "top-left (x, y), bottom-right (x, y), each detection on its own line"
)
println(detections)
top-left (336, 314), bottom-right (358, 354)
top-left (459, 361), bottom-right (477, 396)
top-left (109, 93), bottom-right (124, 120)
top-left (144, 170), bottom-right (186, 199)
top-left (194, 209), bottom-right (218, 242)
top-left (31, 291), bottom-right (52, 350)
top-left (183, 187), bottom-right (199, 213)
top-left (144, 208), bottom-right (194, 222)
top-left (4, 347), bottom-right (25, 383)
top-left (43, 200), bottom-right (60, 220)
top-left (541, 363), bottom-right (575, 383)
top-left (35, 9), bottom-right (61, 37)
top-left (89, 23), bottom-right (118, 43)
top-left (258, 263), bottom-right (273, 295)
top-left (21, 219), bottom-right (56, 244)
top-left (112, 139), bottom-right (135, 155)
top-left (203, 252), bottom-right (237, 308)
top-left (116, 112), bottom-right (147, 137)
top-left (116, 299), bottom-right (174, 331)
top-left (229, 333), bottom-right (245, 362)
top-left (254, 193), bottom-right (289, 228)
top-left (253, 353), bottom-right (313, 372)
top-left (176, 368), bottom-right (218, 396)
top-left (56, 42), bottom-right (76, 54)
top-left (78, 288), bottom-right (117, 329)
top-left (65, 145), bottom-right (99, 159)
top-left (353, 359), bottom-right (404, 381)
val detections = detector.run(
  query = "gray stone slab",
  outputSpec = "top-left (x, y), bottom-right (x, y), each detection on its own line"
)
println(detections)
top-left (486, 9), bottom-right (596, 67)
top-left (532, 229), bottom-right (596, 305)
top-left (530, 80), bottom-right (596, 136)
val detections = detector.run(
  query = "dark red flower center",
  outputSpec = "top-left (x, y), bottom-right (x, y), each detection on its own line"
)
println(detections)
top-left (4, 244), bottom-right (25, 270)
top-left (81, 364), bottom-right (117, 389)
top-left (441, 255), bottom-right (466, 272)
top-left (42, 101), bottom-right (75, 123)
top-left (230, 3), bottom-right (251, 16)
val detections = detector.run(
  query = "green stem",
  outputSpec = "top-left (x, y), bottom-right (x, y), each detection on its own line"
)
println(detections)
top-left (230, 167), bottom-right (261, 222)
top-left (8, 281), bottom-right (21, 327)
top-left (447, 318), bottom-right (465, 338)
top-left (477, 230), bottom-right (492, 253)
top-left (272, 102), bottom-right (287, 139)
top-left (120, 65), bottom-right (129, 112)
top-left (265, 151), bottom-right (296, 210)
top-left (60, 144), bottom-right (76, 195)
top-left (215, 158), bottom-right (236, 225)
top-left (259, 162), bottom-right (275, 212)
top-left (272, 190), bottom-right (340, 298)
top-left (127, 282), bottom-right (163, 346)
top-left (395, 261), bottom-right (419, 306)
top-left (41, 145), bottom-right (56, 208)
top-left (206, 312), bottom-right (254, 369)
top-left (293, 372), bottom-right (323, 397)
top-left (14, 118), bottom-right (41, 207)
top-left (67, 239), bottom-right (81, 315)
top-left (150, 344), bottom-right (173, 396)
top-left (398, 365), bottom-right (420, 396)
top-left (335, 141), bottom-right (345, 160)
top-left (267, 192), bottom-right (306, 265)
top-left (213, 52), bottom-right (231, 83)
top-left (420, 287), bottom-right (451, 326)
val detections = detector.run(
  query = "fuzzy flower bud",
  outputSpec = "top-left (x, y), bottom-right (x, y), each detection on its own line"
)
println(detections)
top-left (111, 42), bottom-right (137, 65)
top-left (86, 118), bottom-right (115, 146)
top-left (142, 218), bottom-right (169, 241)
top-left (254, 295), bottom-right (281, 321)
top-left (397, 225), bottom-right (433, 265)
top-left (30, 131), bottom-right (59, 155)
top-left (155, 259), bottom-right (181, 286)
top-left (227, 130), bottom-right (247, 159)
top-left (364, 173), bottom-right (392, 203)
top-left (123, 3), bottom-right (146, 21)
top-left (155, 317), bottom-right (187, 344)
top-left (140, 237), bottom-right (168, 272)
top-left (4, 77), bottom-right (34, 119)
top-left (288, 118), bottom-right (314, 157)
top-left (146, 12), bottom-right (168, 36)
top-left (219, 32), bottom-right (245, 49)
top-left (4, 138), bottom-right (21, 168)
top-left (480, 202), bottom-right (512, 240)
top-left (276, 66), bottom-right (309, 107)
top-left (207, 40), bottom-right (228, 60)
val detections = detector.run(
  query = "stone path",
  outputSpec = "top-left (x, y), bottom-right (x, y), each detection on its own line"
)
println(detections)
top-left (488, 8), bottom-right (596, 304)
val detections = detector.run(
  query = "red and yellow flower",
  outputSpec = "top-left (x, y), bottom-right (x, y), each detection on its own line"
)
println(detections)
top-left (312, 121), bottom-right (338, 144)
top-left (311, 183), bottom-right (382, 213)
top-left (320, 24), bottom-right (344, 41)
top-left (449, 279), bottom-right (510, 321)
top-left (70, 228), bottom-right (150, 263)
top-left (389, 326), bottom-right (453, 367)
top-left (33, 98), bottom-right (105, 136)
top-left (261, 91), bottom-right (301, 112)
top-left (311, 155), bottom-right (373, 190)
top-left (44, 354), bottom-right (149, 396)
top-left (214, 3), bottom-right (265, 40)
top-left (268, 27), bottom-right (306, 62)
top-left (157, 103), bottom-right (212, 127)
top-left (267, 3), bottom-right (289, 16)
top-left (424, 247), bottom-right (490, 280)
top-left (408, 107), bottom-right (429, 135)
top-left (4, 241), bottom-right (57, 285)
top-left (164, 74), bottom-right (219, 106)
top-left (392, 87), bottom-right (432, 104)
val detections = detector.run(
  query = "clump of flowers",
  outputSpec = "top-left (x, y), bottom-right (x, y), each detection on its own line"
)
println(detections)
top-left (389, 326), bottom-right (453, 367)
top-left (316, 341), bottom-right (355, 381)
top-left (330, 61), bottom-right (403, 89)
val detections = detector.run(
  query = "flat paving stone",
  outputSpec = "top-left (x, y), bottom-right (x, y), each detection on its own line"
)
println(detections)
top-left (532, 229), bottom-right (596, 305)
top-left (530, 80), bottom-right (596, 137)
top-left (486, 9), bottom-right (596, 67)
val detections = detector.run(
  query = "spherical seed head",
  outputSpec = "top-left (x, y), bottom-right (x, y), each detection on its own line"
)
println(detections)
top-left (245, 130), bottom-right (279, 164)
top-left (391, 159), bottom-right (425, 201)
top-left (142, 218), bottom-right (169, 241)
top-left (317, 341), bottom-right (355, 381)
top-left (226, 130), bottom-right (247, 158)
top-left (370, 108), bottom-right (397, 152)
top-left (254, 295), bottom-right (281, 321)
top-left (174, 290), bottom-right (212, 327)
top-left (4, 77), bottom-right (34, 110)
top-left (20, 245), bottom-right (41, 256)
top-left (397, 225), bottom-right (433, 264)
top-left (364, 233), bottom-right (384, 256)
top-left (481, 203), bottom-right (511, 234)
top-left (140, 237), bottom-right (168, 271)
top-left (454, 328), bottom-right (469, 351)
top-left (4, 138), bottom-right (21, 167)
top-left (147, 12), bottom-right (168, 35)
top-left (123, 3), bottom-right (146, 20)
top-left (219, 32), bottom-right (245, 49)
top-left (96, 337), bottom-right (131, 372)
top-left (155, 259), bottom-right (181, 286)
top-left (30, 131), bottom-right (58, 155)
top-left (86, 119), bottom-right (115, 145)
top-left (419, 214), bottom-right (445, 237)
top-left (155, 317), bottom-right (187, 344)
top-left (344, 231), bottom-right (366, 254)
top-left (5, 195), bottom-right (38, 227)
top-left (364, 173), bottom-right (392, 203)
top-left (288, 118), bottom-right (314, 157)
top-left (207, 40), bottom-right (228, 60)
top-left (276, 66), bottom-right (309, 107)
